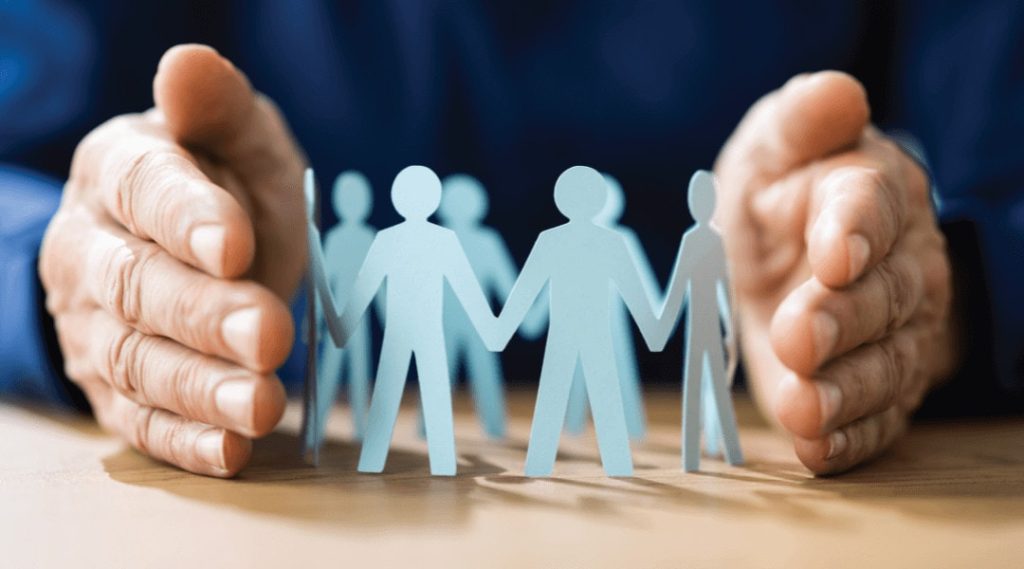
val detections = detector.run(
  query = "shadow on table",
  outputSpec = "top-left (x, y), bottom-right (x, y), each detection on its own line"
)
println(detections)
top-left (98, 406), bottom-right (1024, 529)
top-left (101, 430), bottom-right (595, 529)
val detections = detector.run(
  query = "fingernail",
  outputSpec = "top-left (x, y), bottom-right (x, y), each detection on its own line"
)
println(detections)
top-left (812, 312), bottom-right (839, 363)
top-left (215, 378), bottom-right (256, 432)
top-left (847, 234), bottom-right (870, 280)
top-left (196, 430), bottom-right (227, 471)
top-left (826, 429), bottom-right (848, 460)
top-left (190, 224), bottom-right (226, 271)
top-left (222, 307), bottom-right (261, 363)
top-left (818, 381), bottom-right (843, 431)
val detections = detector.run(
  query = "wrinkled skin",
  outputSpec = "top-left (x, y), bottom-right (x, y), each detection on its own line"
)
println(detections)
top-left (40, 45), bottom-right (306, 476)
top-left (714, 72), bottom-right (958, 474)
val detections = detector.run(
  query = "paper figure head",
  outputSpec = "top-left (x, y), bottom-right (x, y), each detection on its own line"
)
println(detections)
top-left (439, 174), bottom-right (488, 226)
top-left (598, 173), bottom-right (625, 226)
top-left (333, 170), bottom-right (373, 222)
top-left (688, 170), bottom-right (716, 224)
top-left (392, 165), bottom-right (442, 220)
top-left (554, 165), bottom-right (606, 222)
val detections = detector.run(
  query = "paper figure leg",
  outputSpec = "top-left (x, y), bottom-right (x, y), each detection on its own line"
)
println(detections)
top-left (704, 340), bottom-right (743, 466)
top-left (415, 343), bottom-right (458, 476)
top-left (524, 347), bottom-right (579, 477)
top-left (348, 320), bottom-right (372, 440)
top-left (564, 363), bottom-right (588, 435)
top-left (612, 307), bottom-right (646, 440)
top-left (702, 361), bottom-right (722, 458)
top-left (358, 334), bottom-right (413, 474)
top-left (416, 326), bottom-right (464, 440)
top-left (315, 340), bottom-right (345, 440)
top-left (682, 339), bottom-right (703, 472)
top-left (465, 333), bottom-right (507, 438)
top-left (580, 343), bottom-right (634, 477)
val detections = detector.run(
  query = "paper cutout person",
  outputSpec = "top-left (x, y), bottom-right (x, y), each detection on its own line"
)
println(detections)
top-left (435, 174), bottom-right (545, 438)
top-left (301, 171), bottom-right (323, 464)
top-left (310, 165), bottom-right (498, 476)
top-left (492, 166), bottom-right (663, 477)
top-left (315, 171), bottom-right (378, 441)
top-left (565, 173), bottom-right (661, 440)
top-left (653, 170), bottom-right (743, 472)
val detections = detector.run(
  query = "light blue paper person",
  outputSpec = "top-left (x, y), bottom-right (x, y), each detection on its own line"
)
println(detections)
top-left (315, 171), bottom-right (378, 441)
top-left (492, 166), bottom-right (663, 477)
top-left (435, 174), bottom-right (546, 438)
top-left (565, 173), bottom-right (661, 440)
top-left (653, 170), bottom-right (743, 472)
top-left (310, 166), bottom-right (498, 476)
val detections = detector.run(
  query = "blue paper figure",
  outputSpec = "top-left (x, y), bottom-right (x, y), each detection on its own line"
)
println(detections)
top-left (653, 170), bottom-right (743, 472)
top-left (435, 174), bottom-right (545, 438)
top-left (565, 173), bottom-right (661, 440)
top-left (310, 166), bottom-right (498, 476)
top-left (492, 166), bottom-right (663, 477)
top-left (301, 172), bottom-right (322, 464)
top-left (315, 171), bottom-right (378, 441)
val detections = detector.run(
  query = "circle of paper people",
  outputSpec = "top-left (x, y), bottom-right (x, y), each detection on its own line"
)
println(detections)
top-left (303, 164), bottom-right (742, 477)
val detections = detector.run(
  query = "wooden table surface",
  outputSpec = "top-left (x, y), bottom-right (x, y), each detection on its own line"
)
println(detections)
top-left (2, 389), bottom-right (1022, 568)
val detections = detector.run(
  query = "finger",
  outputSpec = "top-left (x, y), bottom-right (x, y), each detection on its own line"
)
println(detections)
top-left (793, 405), bottom-right (907, 475)
top-left (773, 330), bottom-right (919, 438)
top-left (154, 44), bottom-right (305, 182)
top-left (807, 165), bottom-right (906, 287)
top-left (105, 391), bottom-right (252, 478)
top-left (49, 214), bottom-right (295, 371)
top-left (71, 114), bottom-right (255, 278)
top-left (716, 71), bottom-right (870, 187)
top-left (770, 244), bottom-right (925, 374)
top-left (66, 309), bottom-right (286, 437)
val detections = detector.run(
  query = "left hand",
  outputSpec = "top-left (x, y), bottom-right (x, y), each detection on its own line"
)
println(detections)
top-left (714, 72), bottom-right (959, 474)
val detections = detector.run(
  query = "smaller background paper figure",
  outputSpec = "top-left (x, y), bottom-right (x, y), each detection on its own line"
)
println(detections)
top-left (491, 165), bottom-right (663, 477)
top-left (311, 165), bottom-right (499, 476)
top-left (566, 173), bottom-right (661, 440)
top-left (315, 171), bottom-right (379, 442)
top-left (654, 170), bottom-right (743, 471)
top-left (435, 174), bottom-right (546, 438)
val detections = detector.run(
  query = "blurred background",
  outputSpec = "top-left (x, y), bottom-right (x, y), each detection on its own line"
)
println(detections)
top-left (2, 1), bottom-right (1020, 400)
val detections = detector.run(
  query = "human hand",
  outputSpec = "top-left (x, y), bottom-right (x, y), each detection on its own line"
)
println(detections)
top-left (714, 72), bottom-right (958, 474)
top-left (39, 45), bottom-right (306, 477)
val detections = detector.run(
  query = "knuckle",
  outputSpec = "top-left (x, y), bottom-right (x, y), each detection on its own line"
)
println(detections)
top-left (100, 240), bottom-right (161, 326)
top-left (103, 327), bottom-right (148, 398)
top-left (116, 149), bottom-right (190, 234)
top-left (873, 258), bottom-right (919, 335)
top-left (128, 405), bottom-right (158, 456)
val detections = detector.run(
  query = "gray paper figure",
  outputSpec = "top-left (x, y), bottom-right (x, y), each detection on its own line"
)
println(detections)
top-left (311, 166), bottom-right (498, 476)
top-left (492, 166), bottom-right (662, 477)
top-left (653, 170), bottom-right (743, 472)
top-left (565, 173), bottom-right (661, 440)
top-left (315, 171), bottom-right (378, 441)
top-left (435, 174), bottom-right (545, 438)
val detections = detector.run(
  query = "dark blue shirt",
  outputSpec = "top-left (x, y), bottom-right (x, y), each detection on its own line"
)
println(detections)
top-left (2, 1), bottom-right (1022, 413)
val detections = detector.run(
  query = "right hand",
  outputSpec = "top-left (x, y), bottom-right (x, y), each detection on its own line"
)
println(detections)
top-left (39, 45), bottom-right (307, 477)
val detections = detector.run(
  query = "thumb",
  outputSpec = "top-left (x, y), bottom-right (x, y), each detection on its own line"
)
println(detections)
top-left (153, 44), bottom-right (256, 153)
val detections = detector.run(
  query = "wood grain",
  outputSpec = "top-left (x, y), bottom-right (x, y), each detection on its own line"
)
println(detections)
top-left (2, 389), bottom-right (1022, 568)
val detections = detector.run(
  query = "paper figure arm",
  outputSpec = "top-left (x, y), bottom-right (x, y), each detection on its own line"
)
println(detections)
top-left (624, 229), bottom-right (662, 305)
top-left (612, 239), bottom-right (662, 352)
top-left (329, 240), bottom-right (387, 348)
top-left (713, 236), bottom-right (739, 383)
top-left (445, 233), bottom-right (500, 351)
top-left (653, 234), bottom-right (693, 349)
top-left (487, 232), bottom-right (548, 339)
top-left (493, 234), bottom-right (551, 350)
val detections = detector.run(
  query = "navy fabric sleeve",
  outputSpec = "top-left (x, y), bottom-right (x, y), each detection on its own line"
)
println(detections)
top-left (893, 1), bottom-right (1024, 409)
top-left (0, 165), bottom-right (83, 406)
